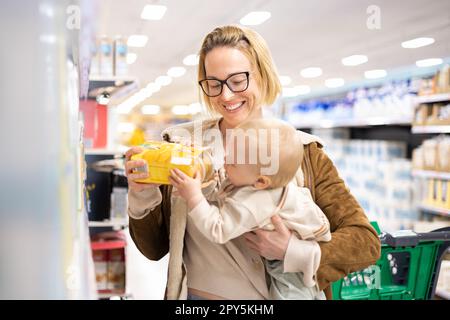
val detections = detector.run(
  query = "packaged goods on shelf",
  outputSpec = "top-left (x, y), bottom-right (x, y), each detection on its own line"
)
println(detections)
top-left (418, 64), bottom-right (450, 96)
top-left (320, 136), bottom-right (416, 232)
top-left (99, 36), bottom-right (114, 77)
top-left (412, 135), bottom-right (450, 172)
top-left (92, 250), bottom-right (108, 291)
top-left (107, 249), bottom-right (126, 292)
top-left (90, 39), bottom-right (100, 77)
top-left (287, 79), bottom-right (416, 127)
top-left (114, 36), bottom-right (128, 77)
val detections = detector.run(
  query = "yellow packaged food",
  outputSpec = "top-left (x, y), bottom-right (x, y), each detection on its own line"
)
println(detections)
top-left (131, 141), bottom-right (214, 185)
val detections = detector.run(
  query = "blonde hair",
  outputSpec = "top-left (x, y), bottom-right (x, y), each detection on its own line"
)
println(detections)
top-left (235, 118), bottom-right (303, 189)
top-left (198, 25), bottom-right (281, 114)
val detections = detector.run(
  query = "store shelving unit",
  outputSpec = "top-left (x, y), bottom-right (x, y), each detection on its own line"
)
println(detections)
top-left (418, 204), bottom-right (450, 217)
top-left (412, 170), bottom-right (450, 180)
top-left (411, 94), bottom-right (450, 224)
top-left (412, 126), bottom-right (450, 134)
top-left (415, 93), bottom-right (450, 104)
top-left (295, 116), bottom-right (412, 129)
top-left (88, 219), bottom-right (129, 230)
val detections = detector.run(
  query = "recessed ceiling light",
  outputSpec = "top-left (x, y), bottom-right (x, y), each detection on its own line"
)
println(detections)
top-left (172, 105), bottom-right (190, 115)
top-left (240, 11), bottom-right (271, 26)
top-left (189, 103), bottom-right (203, 114)
top-left (140, 5), bottom-right (167, 20)
top-left (342, 55), bottom-right (368, 66)
top-left (126, 53), bottom-right (137, 64)
top-left (167, 66), bottom-right (186, 78)
top-left (364, 69), bottom-right (387, 79)
top-left (155, 76), bottom-right (172, 86)
top-left (183, 54), bottom-right (199, 66)
top-left (416, 58), bottom-right (443, 68)
top-left (279, 76), bottom-right (292, 86)
top-left (300, 67), bottom-right (322, 78)
top-left (127, 35), bottom-right (148, 47)
top-left (325, 78), bottom-right (345, 88)
top-left (282, 87), bottom-right (299, 98)
top-left (401, 37), bottom-right (435, 49)
top-left (141, 105), bottom-right (161, 115)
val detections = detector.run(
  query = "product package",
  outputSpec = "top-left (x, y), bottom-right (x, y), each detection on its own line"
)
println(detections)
top-left (131, 141), bottom-right (215, 185)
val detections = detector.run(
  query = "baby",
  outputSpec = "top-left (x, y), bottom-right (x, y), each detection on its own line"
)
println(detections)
top-left (170, 118), bottom-right (331, 299)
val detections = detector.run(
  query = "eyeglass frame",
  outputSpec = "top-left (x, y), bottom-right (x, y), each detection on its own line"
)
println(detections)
top-left (198, 71), bottom-right (250, 97)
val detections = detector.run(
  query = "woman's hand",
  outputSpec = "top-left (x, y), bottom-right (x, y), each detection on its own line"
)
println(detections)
top-left (244, 215), bottom-right (292, 261)
top-left (169, 168), bottom-right (204, 209)
top-left (125, 146), bottom-right (160, 192)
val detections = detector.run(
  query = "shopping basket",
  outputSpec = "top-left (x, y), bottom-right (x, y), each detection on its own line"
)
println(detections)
top-left (331, 222), bottom-right (450, 300)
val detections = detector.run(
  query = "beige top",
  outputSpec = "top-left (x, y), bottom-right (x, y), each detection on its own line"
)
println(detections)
top-left (128, 117), bottom-right (326, 299)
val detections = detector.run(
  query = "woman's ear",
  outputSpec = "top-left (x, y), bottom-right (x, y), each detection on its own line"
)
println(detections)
top-left (253, 175), bottom-right (271, 190)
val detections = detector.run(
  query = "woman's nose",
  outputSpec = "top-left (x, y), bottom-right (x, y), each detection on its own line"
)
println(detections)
top-left (220, 84), bottom-right (234, 100)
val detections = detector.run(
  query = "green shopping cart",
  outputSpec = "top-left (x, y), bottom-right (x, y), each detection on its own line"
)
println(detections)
top-left (331, 223), bottom-right (450, 300)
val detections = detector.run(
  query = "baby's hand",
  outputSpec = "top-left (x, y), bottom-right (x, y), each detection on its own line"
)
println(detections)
top-left (169, 168), bottom-right (204, 209)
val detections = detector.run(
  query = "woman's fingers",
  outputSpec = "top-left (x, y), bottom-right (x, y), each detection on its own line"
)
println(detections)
top-left (125, 146), bottom-right (144, 161)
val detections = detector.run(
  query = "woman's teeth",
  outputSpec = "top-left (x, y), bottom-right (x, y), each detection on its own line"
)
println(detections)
top-left (224, 102), bottom-right (244, 111)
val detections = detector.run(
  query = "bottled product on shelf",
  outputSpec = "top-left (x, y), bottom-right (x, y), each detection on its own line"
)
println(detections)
top-left (314, 130), bottom-right (415, 232)
top-left (286, 79), bottom-right (417, 128)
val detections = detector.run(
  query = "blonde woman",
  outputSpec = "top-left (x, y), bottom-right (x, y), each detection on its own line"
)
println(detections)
top-left (125, 25), bottom-right (381, 300)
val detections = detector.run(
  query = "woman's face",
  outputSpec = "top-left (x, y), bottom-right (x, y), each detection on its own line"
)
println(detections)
top-left (204, 47), bottom-right (262, 129)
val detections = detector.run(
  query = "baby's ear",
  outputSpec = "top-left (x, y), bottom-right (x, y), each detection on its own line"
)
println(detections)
top-left (253, 176), bottom-right (271, 190)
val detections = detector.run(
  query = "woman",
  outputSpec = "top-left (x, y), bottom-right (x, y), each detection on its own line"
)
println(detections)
top-left (125, 25), bottom-right (381, 300)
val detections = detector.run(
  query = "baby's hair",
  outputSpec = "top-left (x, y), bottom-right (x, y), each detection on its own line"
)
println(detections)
top-left (234, 118), bottom-right (303, 188)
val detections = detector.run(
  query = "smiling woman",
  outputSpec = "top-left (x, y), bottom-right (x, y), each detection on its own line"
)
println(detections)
top-left (125, 24), bottom-right (381, 300)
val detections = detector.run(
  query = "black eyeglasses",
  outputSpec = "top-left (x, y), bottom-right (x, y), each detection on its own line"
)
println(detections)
top-left (198, 72), bottom-right (250, 97)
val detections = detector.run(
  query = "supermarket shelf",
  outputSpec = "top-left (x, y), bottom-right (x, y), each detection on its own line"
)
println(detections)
top-left (91, 239), bottom-right (126, 250)
top-left (89, 75), bottom-right (137, 83)
top-left (88, 219), bottom-right (128, 230)
top-left (416, 93), bottom-right (450, 104)
top-left (85, 148), bottom-right (126, 155)
top-left (435, 289), bottom-right (450, 300)
top-left (294, 117), bottom-right (412, 129)
top-left (418, 204), bottom-right (450, 217)
top-left (412, 170), bottom-right (450, 180)
top-left (411, 125), bottom-right (450, 134)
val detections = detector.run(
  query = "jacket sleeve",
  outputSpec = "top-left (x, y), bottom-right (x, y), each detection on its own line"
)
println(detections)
top-left (309, 143), bottom-right (381, 290)
top-left (128, 185), bottom-right (172, 261)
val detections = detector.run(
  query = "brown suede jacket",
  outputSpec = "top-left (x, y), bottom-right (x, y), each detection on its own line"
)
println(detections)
top-left (128, 119), bottom-right (381, 299)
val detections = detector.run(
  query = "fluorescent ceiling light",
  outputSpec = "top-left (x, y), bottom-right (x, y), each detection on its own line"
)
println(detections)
top-left (141, 105), bottom-right (161, 115)
top-left (401, 37), bottom-right (435, 49)
top-left (416, 58), bottom-right (443, 68)
top-left (127, 35), bottom-right (148, 47)
top-left (172, 105), bottom-right (190, 115)
top-left (300, 67), bottom-right (322, 78)
top-left (240, 11), bottom-right (271, 26)
top-left (183, 54), bottom-right (199, 66)
top-left (342, 55), bottom-right (368, 66)
top-left (167, 66), bottom-right (186, 78)
top-left (364, 69), bottom-right (387, 79)
top-left (126, 53), bottom-right (137, 64)
top-left (279, 76), bottom-right (292, 86)
top-left (295, 85), bottom-right (311, 95)
top-left (155, 75), bottom-right (172, 86)
top-left (146, 82), bottom-right (161, 93)
top-left (325, 78), bottom-right (345, 88)
top-left (141, 5), bottom-right (167, 20)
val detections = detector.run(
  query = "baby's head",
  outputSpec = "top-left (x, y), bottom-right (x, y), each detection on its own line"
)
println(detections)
top-left (224, 118), bottom-right (303, 189)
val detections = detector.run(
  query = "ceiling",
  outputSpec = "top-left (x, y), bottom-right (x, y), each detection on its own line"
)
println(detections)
top-left (97, 0), bottom-right (450, 109)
